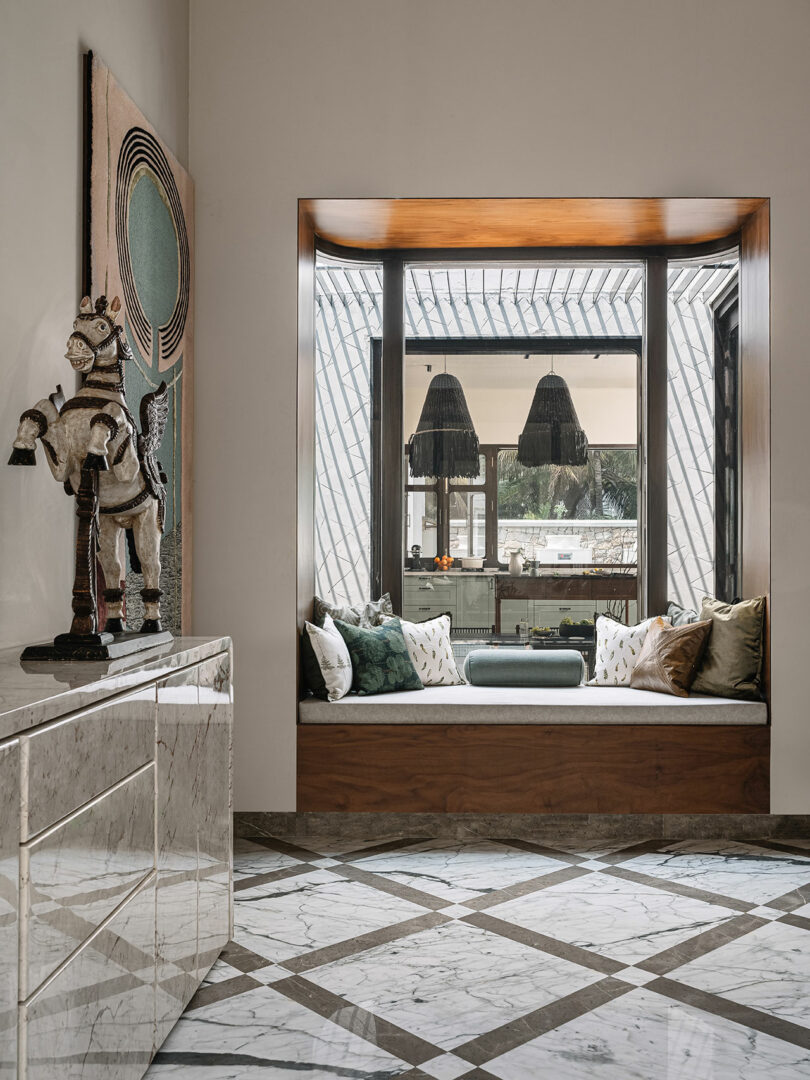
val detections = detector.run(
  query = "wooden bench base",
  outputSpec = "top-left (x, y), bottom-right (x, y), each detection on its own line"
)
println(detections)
top-left (297, 724), bottom-right (770, 814)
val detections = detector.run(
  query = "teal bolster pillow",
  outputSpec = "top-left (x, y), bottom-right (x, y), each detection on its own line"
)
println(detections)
top-left (463, 648), bottom-right (584, 687)
top-left (334, 617), bottom-right (423, 695)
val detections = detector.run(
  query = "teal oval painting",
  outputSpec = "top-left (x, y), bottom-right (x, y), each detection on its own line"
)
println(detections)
top-left (127, 173), bottom-right (179, 365)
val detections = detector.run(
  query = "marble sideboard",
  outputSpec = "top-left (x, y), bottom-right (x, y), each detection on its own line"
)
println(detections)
top-left (0, 636), bottom-right (233, 1079)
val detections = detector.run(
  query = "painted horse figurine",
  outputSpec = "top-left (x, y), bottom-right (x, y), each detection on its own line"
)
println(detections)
top-left (9, 295), bottom-right (169, 637)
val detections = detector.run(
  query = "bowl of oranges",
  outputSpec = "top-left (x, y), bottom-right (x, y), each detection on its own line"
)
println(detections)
top-left (433, 555), bottom-right (455, 572)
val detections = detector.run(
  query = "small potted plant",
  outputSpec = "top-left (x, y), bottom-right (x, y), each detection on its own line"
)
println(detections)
top-left (530, 626), bottom-right (553, 638)
top-left (559, 617), bottom-right (595, 639)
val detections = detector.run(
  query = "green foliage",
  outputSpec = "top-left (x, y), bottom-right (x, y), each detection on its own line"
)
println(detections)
top-left (497, 448), bottom-right (637, 520)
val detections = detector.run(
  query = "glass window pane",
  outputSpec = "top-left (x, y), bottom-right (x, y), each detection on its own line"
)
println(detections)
top-left (450, 454), bottom-right (486, 487)
top-left (497, 448), bottom-right (637, 564)
top-left (449, 491), bottom-right (486, 558)
top-left (406, 490), bottom-right (438, 558)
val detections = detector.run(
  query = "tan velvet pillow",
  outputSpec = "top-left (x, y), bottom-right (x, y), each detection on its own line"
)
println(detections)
top-left (691, 596), bottom-right (765, 701)
top-left (629, 617), bottom-right (712, 697)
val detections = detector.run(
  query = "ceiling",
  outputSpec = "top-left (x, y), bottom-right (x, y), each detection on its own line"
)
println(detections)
top-left (406, 352), bottom-right (637, 392)
top-left (302, 197), bottom-right (766, 250)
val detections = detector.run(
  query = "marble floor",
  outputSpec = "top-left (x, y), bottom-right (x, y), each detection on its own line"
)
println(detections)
top-left (145, 834), bottom-right (810, 1078)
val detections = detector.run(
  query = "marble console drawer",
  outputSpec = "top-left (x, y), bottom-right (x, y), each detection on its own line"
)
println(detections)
top-left (21, 877), bottom-right (156, 1080)
top-left (23, 685), bottom-right (155, 839)
top-left (21, 763), bottom-right (155, 998)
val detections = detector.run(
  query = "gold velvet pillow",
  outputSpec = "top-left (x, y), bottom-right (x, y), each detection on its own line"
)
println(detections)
top-left (691, 596), bottom-right (766, 701)
top-left (629, 617), bottom-right (712, 697)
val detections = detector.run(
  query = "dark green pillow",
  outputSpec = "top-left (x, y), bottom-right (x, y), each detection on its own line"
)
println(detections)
top-left (334, 618), bottom-right (423, 695)
top-left (691, 595), bottom-right (765, 701)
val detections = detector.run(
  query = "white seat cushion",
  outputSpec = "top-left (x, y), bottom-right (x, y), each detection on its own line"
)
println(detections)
top-left (299, 684), bottom-right (767, 725)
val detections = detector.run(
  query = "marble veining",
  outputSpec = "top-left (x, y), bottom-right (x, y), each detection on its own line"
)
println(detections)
top-left (488, 871), bottom-right (741, 964)
top-left (23, 878), bottom-right (156, 1080)
top-left (620, 841), bottom-right (810, 905)
top-left (353, 838), bottom-right (571, 902)
top-left (0, 636), bottom-right (231, 741)
top-left (22, 763), bottom-right (155, 997)
top-left (148, 982), bottom-right (410, 1077)
top-left (484, 986), bottom-right (810, 1079)
top-left (668, 920), bottom-right (810, 1026)
top-left (233, 869), bottom-right (429, 964)
top-left (305, 917), bottom-right (602, 1051)
top-left (146, 832), bottom-right (810, 1080)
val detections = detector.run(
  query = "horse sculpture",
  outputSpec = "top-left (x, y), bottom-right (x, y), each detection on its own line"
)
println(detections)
top-left (9, 295), bottom-right (169, 648)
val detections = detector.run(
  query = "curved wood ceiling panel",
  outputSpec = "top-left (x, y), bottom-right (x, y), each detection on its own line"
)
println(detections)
top-left (301, 197), bottom-right (766, 250)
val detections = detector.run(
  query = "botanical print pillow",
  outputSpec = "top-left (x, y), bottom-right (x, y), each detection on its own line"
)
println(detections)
top-left (588, 615), bottom-right (670, 686)
top-left (334, 617), bottom-right (423, 696)
top-left (383, 614), bottom-right (464, 686)
top-left (303, 614), bottom-right (353, 701)
top-left (314, 592), bottom-right (394, 628)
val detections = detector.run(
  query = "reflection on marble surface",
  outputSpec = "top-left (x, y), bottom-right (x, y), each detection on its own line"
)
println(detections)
top-left (147, 983), bottom-right (410, 1078)
top-left (489, 871), bottom-right (739, 964)
top-left (23, 685), bottom-right (155, 839)
top-left (620, 841), bottom-right (810, 904)
top-left (156, 666), bottom-right (200, 1045)
top-left (232, 839), bottom-right (301, 881)
top-left (669, 920), bottom-right (810, 1026)
top-left (354, 838), bottom-right (570, 902)
top-left (233, 869), bottom-right (429, 963)
top-left (196, 654), bottom-right (232, 976)
top-left (23, 763), bottom-right (155, 997)
top-left (306, 917), bottom-right (602, 1051)
top-left (485, 986), bottom-right (810, 1080)
top-left (24, 878), bottom-right (156, 1080)
top-left (0, 741), bottom-right (18, 1080)
top-left (0, 637), bottom-right (231, 740)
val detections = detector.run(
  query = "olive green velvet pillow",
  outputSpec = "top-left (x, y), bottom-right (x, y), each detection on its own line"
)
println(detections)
top-left (691, 595), bottom-right (766, 701)
top-left (333, 617), bottom-right (423, 696)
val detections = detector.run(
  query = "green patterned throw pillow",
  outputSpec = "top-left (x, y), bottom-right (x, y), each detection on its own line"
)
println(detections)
top-left (334, 618), bottom-right (424, 696)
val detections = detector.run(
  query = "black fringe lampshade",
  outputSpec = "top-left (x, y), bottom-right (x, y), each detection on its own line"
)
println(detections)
top-left (408, 372), bottom-right (480, 478)
top-left (517, 372), bottom-right (589, 467)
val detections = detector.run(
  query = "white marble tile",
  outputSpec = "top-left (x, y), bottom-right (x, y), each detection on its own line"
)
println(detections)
top-left (749, 906), bottom-right (787, 920)
top-left (484, 987), bottom-right (810, 1080)
top-left (233, 869), bottom-right (429, 963)
top-left (618, 841), bottom-right (810, 904)
top-left (306, 917), bottom-right (601, 1051)
top-left (353, 838), bottom-right (570, 902)
top-left (232, 843), bottom-right (301, 881)
top-left (489, 871), bottom-right (739, 964)
top-left (438, 904), bottom-right (475, 917)
top-left (23, 762), bottom-right (155, 996)
top-left (144, 982), bottom-right (410, 1078)
top-left (613, 966), bottom-right (660, 986)
top-left (311, 857), bottom-right (341, 868)
top-left (23, 879), bottom-right (156, 1080)
top-left (200, 958), bottom-right (242, 986)
top-left (420, 1052), bottom-right (474, 1079)
top-left (579, 859), bottom-right (611, 870)
top-left (668, 920), bottom-right (810, 1027)
top-left (789, 902), bottom-right (810, 918)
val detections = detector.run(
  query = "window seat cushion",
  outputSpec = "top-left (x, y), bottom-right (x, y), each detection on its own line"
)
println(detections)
top-left (298, 684), bottom-right (767, 725)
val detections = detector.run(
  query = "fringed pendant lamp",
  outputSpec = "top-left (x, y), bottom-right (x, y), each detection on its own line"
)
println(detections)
top-left (517, 360), bottom-right (589, 467)
top-left (408, 366), bottom-right (480, 479)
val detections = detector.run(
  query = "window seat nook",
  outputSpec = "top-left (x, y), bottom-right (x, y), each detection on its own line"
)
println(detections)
top-left (297, 688), bottom-right (769, 815)
top-left (298, 685), bottom-right (767, 726)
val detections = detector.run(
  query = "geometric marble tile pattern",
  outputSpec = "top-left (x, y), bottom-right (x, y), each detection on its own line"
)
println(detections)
top-left (146, 834), bottom-right (810, 1079)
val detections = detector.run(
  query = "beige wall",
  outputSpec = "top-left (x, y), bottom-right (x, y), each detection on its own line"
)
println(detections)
top-left (0, 0), bottom-right (188, 650)
top-left (189, 0), bottom-right (809, 813)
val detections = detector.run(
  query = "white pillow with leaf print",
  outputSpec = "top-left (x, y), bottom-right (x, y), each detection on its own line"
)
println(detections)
top-left (588, 615), bottom-right (671, 687)
top-left (382, 613), bottom-right (464, 686)
top-left (304, 613), bottom-right (353, 701)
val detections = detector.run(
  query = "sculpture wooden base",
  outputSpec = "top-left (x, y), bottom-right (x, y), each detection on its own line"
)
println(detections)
top-left (22, 630), bottom-right (173, 662)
